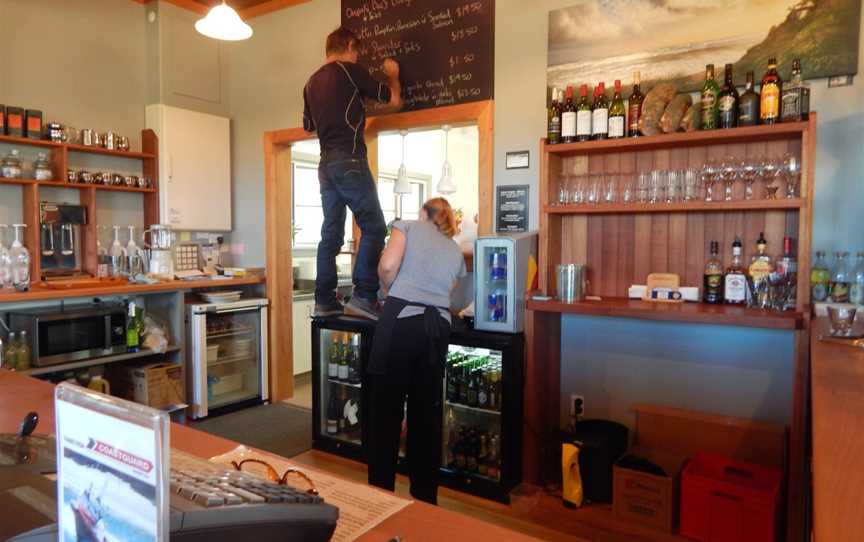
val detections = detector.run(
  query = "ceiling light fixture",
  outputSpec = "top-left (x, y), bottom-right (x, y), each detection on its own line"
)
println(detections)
top-left (394, 130), bottom-right (412, 195)
top-left (195, 1), bottom-right (253, 41)
top-left (437, 125), bottom-right (457, 194)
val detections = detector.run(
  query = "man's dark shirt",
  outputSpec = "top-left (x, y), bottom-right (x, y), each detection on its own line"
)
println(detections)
top-left (303, 61), bottom-right (391, 158)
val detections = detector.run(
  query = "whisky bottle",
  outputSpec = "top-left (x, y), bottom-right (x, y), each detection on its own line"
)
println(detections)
top-left (628, 71), bottom-right (644, 137)
top-left (548, 87), bottom-right (562, 144)
top-left (724, 237), bottom-right (748, 305)
top-left (781, 58), bottom-right (810, 122)
top-left (718, 63), bottom-right (739, 129)
top-left (703, 240), bottom-right (724, 304)
top-left (748, 232), bottom-right (775, 307)
top-left (738, 71), bottom-right (760, 126)
top-left (700, 64), bottom-right (721, 130)
top-left (760, 58), bottom-right (782, 124)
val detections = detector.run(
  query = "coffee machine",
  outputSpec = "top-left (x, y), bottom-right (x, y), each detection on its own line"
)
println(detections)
top-left (40, 203), bottom-right (86, 279)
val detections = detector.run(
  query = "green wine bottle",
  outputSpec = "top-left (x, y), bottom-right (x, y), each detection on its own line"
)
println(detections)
top-left (700, 64), bottom-right (721, 130)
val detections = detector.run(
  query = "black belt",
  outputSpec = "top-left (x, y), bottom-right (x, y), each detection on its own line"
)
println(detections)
top-left (367, 296), bottom-right (451, 376)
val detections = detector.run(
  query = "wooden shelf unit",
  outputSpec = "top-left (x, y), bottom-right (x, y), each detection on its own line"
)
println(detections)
top-left (526, 115), bottom-right (817, 542)
top-left (1, 129), bottom-right (160, 281)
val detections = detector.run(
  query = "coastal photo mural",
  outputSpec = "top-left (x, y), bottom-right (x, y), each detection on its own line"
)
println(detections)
top-left (547, 0), bottom-right (862, 90)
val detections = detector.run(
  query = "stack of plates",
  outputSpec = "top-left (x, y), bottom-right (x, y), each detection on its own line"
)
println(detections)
top-left (201, 290), bottom-right (243, 304)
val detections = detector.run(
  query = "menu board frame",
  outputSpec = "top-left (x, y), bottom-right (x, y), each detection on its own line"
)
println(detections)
top-left (496, 185), bottom-right (529, 233)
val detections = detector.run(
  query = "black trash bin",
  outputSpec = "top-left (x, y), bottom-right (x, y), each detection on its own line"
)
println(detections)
top-left (563, 420), bottom-right (629, 503)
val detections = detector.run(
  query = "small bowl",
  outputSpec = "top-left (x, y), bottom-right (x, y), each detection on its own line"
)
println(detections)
top-left (828, 305), bottom-right (857, 336)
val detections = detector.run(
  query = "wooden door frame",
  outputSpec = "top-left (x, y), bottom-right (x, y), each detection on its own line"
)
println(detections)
top-left (263, 100), bottom-right (494, 398)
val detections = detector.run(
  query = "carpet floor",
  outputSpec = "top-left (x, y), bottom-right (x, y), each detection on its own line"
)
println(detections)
top-left (191, 402), bottom-right (313, 459)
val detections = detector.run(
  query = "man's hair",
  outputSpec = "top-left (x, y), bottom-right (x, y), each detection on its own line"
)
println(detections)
top-left (326, 27), bottom-right (358, 55)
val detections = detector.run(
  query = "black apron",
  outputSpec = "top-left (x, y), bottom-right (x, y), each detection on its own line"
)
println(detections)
top-left (367, 296), bottom-right (451, 376)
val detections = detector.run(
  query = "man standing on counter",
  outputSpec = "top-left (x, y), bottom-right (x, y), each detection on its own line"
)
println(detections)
top-left (303, 27), bottom-right (403, 320)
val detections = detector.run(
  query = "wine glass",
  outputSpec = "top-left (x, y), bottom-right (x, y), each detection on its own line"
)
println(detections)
top-left (621, 174), bottom-right (634, 204)
top-left (740, 158), bottom-right (759, 200)
top-left (666, 170), bottom-right (682, 203)
top-left (760, 156), bottom-right (781, 199)
top-left (604, 174), bottom-right (618, 204)
top-left (637, 172), bottom-right (650, 203)
top-left (587, 174), bottom-right (601, 204)
top-left (701, 159), bottom-right (720, 202)
top-left (683, 168), bottom-right (700, 201)
top-left (784, 152), bottom-right (801, 198)
top-left (649, 170), bottom-right (665, 204)
top-left (721, 156), bottom-right (739, 201)
top-left (556, 173), bottom-right (569, 206)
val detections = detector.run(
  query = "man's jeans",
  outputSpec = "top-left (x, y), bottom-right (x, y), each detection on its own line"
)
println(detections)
top-left (316, 156), bottom-right (387, 306)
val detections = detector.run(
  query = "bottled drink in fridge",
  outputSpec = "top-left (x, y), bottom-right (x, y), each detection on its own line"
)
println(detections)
top-left (850, 252), bottom-right (864, 306)
top-left (347, 334), bottom-right (361, 384)
top-left (328, 336), bottom-right (339, 379)
top-left (489, 250), bottom-right (507, 281)
top-left (811, 251), bottom-right (831, 302)
top-left (338, 335), bottom-right (350, 381)
top-left (326, 384), bottom-right (341, 435)
top-left (830, 251), bottom-right (851, 303)
top-left (489, 289), bottom-right (507, 322)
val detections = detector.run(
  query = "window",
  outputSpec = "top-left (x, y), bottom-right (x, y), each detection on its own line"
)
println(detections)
top-left (377, 172), bottom-right (428, 224)
top-left (291, 155), bottom-right (353, 251)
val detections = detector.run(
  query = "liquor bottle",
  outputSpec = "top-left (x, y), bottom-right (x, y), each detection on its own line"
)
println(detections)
top-left (561, 86), bottom-right (576, 144)
top-left (850, 252), bottom-right (864, 306)
top-left (724, 237), bottom-right (748, 305)
top-left (781, 58), bottom-right (810, 122)
top-left (3, 332), bottom-right (19, 371)
top-left (628, 71), bottom-right (644, 137)
top-left (811, 250), bottom-right (831, 302)
top-left (467, 365), bottom-right (479, 407)
top-left (548, 87), bottom-right (562, 145)
top-left (338, 335), bottom-right (350, 381)
top-left (16, 331), bottom-right (31, 371)
top-left (349, 334), bottom-right (362, 384)
top-left (326, 384), bottom-right (340, 435)
top-left (487, 367), bottom-right (499, 410)
top-left (591, 83), bottom-right (609, 140)
top-left (477, 368), bottom-right (489, 408)
top-left (337, 385), bottom-right (350, 434)
top-left (446, 355), bottom-right (459, 402)
top-left (327, 335), bottom-right (339, 379)
top-left (760, 57), bottom-right (782, 125)
top-left (608, 80), bottom-right (626, 138)
top-left (700, 64), bottom-right (721, 130)
top-left (457, 359), bottom-right (469, 404)
top-left (466, 429), bottom-right (479, 472)
top-left (738, 71), bottom-right (760, 127)
top-left (576, 84), bottom-right (592, 142)
top-left (487, 433), bottom-right (501, 480)
top-left (703, 240), bottom-right (724, 304)
top-left (444, 407), bottom-right (458, 468)
top-left (829, 251), bottom-right (851, 303)
top-left (748, 232), bottom-right (775, 307)
top-left (718, 63), bottom-right (739, 129)
top-left (775, 236), bottom-right (798, 309)
top-left (477, 434), bottom-right (489, 476)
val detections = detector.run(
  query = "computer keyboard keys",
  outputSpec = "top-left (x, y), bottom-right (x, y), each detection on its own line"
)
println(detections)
top-left (193, 492), bottom-right (225, 507)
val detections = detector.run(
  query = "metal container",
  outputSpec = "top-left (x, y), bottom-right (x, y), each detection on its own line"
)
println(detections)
top-left (556, 263), bottom-right (586, 303)
top-left (103, 131), bottom-right (117, 150)
top-left (116, 136), bottom-right (130, 151)
top-left (81, 129), bottom-right (101, 147)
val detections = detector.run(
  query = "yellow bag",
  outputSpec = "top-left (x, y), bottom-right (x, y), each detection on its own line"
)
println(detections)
top-left (562, 442), bottom-right (583, 508)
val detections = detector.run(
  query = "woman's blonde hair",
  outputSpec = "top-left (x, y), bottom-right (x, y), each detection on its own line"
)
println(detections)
top-left (422, 197), bottom-right (457, 238)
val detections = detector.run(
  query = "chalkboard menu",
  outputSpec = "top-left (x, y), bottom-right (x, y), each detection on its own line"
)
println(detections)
top-left (341, 0), bottom-right (494, 114)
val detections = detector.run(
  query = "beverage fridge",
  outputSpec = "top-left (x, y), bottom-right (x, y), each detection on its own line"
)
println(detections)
top-left (187, 298), bottom-right (269, 419)
top-left (474, 233), bottom-right (537, 333)
top-left (311, 316), bottom-right (523, 502)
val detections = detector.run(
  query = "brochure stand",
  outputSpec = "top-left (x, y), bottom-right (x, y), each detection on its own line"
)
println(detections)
top-left (55, 382), bottom-right (169, 542)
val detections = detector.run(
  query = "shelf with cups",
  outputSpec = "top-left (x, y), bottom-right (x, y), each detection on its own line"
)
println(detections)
top-left (0, 177), bottom-right (155, 193)
top-left (545, 198), bottom-right (805, 215)
top-left (0, 133), bottom-right (154, 160)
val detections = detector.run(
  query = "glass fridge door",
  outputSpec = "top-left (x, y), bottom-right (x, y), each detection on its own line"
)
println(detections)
top-left (205, 309), bottom-right (262, 409)
top-left (318, 328), bottom-right (363, 446)
top-left (475, 239), bottom-right (515, 332)
top-left (442, 344), bottom-right (504, 482)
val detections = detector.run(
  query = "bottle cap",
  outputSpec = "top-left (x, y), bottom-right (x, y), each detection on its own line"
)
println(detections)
top-left (598, 81), bottom-right (605, 90)
top-left (579, 84), bottom-right (588, 96)
top-left (614, 79), bottom-right (621, 92)
top-left (633, 71), bottom-right (641, 84)
top-left (768, 57), bottom-right (777, 65)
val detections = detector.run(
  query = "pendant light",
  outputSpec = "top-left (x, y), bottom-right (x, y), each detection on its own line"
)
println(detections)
top-left (195, 1), bottom-right (253, 41)
top-left (437, 125), bottom-right (457, 194)
top-left (394, 130), bottom-right (412, 194)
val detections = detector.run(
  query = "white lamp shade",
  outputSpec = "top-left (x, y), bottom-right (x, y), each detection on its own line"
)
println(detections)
top-left (394, 164), bottom-right (412, 194)
top-left (195, 2), bottom-right (253, 41)
top-left (437, 161), bottom-right (457, 194)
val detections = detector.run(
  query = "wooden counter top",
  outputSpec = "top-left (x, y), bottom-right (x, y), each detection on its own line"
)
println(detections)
top-left (0, 371), bottom-right (539, 542)
top-left (0, 275), bottom-right (264, 303)
top-left (811, 317), bottom-right (864, 541)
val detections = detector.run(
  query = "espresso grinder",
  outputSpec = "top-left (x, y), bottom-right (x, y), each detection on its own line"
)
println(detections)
top-left (39, 203), bottom-right (86, 279)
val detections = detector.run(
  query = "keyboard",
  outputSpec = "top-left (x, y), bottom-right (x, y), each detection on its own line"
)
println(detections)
top-left (7, 450), bottom-right (339, 542)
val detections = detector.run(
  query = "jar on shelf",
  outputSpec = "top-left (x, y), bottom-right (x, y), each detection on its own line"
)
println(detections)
top-left (1, 149), bottom-right (23, 179)
top-left (33, 152), bottom-right (53, 181)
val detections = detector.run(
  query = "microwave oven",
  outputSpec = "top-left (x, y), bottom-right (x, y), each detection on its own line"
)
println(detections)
top-left (8, 304), bottom-right (127, 367)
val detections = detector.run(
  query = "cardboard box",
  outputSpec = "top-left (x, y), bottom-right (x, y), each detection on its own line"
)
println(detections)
top-left (109, 362), bottom-right (185, 409)
top-left (614, 445), bottom-right (687, 532)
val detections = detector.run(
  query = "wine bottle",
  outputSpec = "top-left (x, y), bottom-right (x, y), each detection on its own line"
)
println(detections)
top-left (608, 79), bottom-right (626, 138)
top-left (575, 84), bottom-right (592, 142)
top-left (738, 71), bottom-right (760, 127)
top-left (591, 82), bottom-right (609, 140)
top-left (628, 71), bottom-right (644, 137)
top-left (548, 87), bottom-right (562, 144)
top-left (718, 63), bottom-right (739, 129)
top-left (760, 57), bottom-right (782, 125)
top-left (326, 384), bottom-right (340, 435)
top-left (561, 85), bottom-right (576, 143)
top-left (700, 64), bottom-right (721, 130)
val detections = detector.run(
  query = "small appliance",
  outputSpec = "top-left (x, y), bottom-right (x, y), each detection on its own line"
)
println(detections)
top-left (144, 224), bottom-right (175, 278)
top-left (39, 203), bottom-right (86, 279)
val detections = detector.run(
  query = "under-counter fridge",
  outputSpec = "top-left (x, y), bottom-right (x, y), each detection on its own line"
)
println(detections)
top-left (311, 315), bottom-right (523, 502)
top-left (187, 298), bottom-right (269, 419)
top-left (474, 233), bottom-right (537, 333)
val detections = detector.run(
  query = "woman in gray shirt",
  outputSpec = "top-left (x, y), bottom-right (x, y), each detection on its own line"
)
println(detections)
top-left (366, 197), bottom-right (466, 504)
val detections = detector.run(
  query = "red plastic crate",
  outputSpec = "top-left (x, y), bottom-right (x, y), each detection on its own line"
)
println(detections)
top-left (680, 452), bottom-right (783, 542)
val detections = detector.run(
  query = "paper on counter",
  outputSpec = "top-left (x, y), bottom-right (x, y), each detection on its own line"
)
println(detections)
top-left (210, 446), bottom-right (412, 542)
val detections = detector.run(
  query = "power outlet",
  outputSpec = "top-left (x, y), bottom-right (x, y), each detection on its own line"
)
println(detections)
top-left (570, 394), bottom-right (585, 419)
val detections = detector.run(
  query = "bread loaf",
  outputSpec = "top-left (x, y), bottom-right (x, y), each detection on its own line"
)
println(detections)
top-left (638, 83), bottom-right (677, 136)
top-left (660, 94), bottom-right (693, 133)
top-left (680, 103), bottom-right (699, 132)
